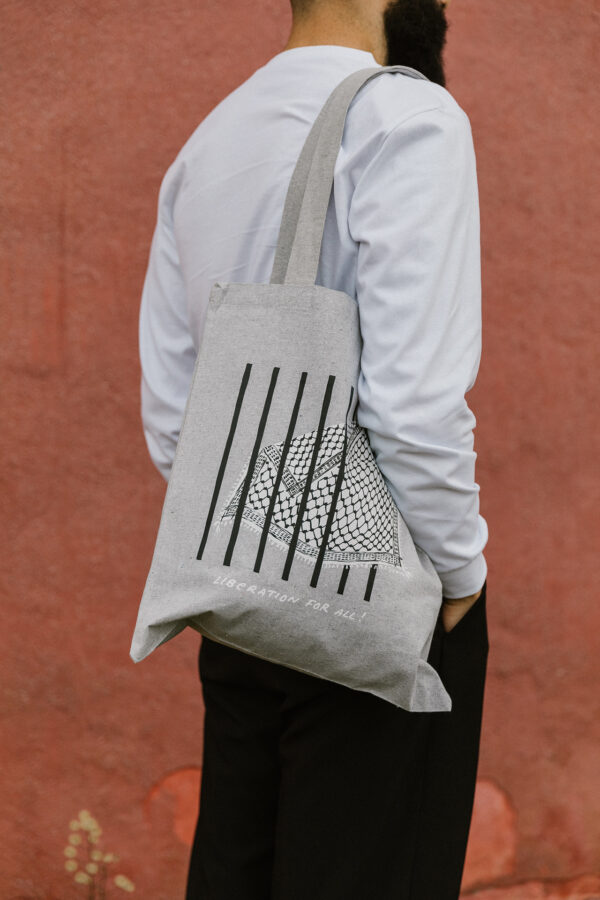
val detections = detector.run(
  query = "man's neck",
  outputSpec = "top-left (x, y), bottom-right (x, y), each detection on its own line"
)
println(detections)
top-left (282, 20), bottom-right (386, 65)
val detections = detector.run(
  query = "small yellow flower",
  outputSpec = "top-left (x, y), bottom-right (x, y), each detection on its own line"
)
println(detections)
top-left (91, 849), bottom-right (103, 861)
top-left (78, 809), bottom-right (92, 822)
top-left (64, 860), bottom-right (78, 873)
top-left (114, 873), bottom-right (135, 892)
top-left (103, 852), bottom-right (119, 863)
top-left (89, 832), bottom-right (99, 845)
top-left (64, 846), bottom-right (77, 858)
top-left (74, 871), bottom-right (91, 884)
top-left (85, 862), bottom-right (99, 875)
top-left (69, 819), bottom-right (81, 830)
top-left (69, 833), bottom-right (82, 846)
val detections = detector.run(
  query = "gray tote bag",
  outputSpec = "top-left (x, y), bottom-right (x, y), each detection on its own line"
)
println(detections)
top-left (130, 64), bottom-right (453, 713)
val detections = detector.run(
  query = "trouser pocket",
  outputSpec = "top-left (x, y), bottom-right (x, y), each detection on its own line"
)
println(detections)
top-left (442, 578), bottom-right (489, 650)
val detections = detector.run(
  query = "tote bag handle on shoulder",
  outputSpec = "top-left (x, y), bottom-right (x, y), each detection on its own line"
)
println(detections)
top-left (269, 63), bottom-right (430, 288)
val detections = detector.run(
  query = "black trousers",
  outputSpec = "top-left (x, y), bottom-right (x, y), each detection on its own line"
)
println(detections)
top-left (186, 579), bottom-right (489, 900)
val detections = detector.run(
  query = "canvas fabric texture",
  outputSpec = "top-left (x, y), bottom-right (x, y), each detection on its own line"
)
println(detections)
top-left (129, 64), bottom-right (454, 713)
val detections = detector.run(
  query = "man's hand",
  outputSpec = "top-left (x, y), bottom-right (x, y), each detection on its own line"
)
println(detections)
top-left (441, 587), bottom-right (483, 634)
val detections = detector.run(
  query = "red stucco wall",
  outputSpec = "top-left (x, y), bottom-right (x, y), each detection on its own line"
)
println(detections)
top-left (2, 1), bottom-right (598, 896)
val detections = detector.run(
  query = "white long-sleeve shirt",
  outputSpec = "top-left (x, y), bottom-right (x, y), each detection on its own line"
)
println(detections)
top-left (139, 44), bottom-right (489, 599)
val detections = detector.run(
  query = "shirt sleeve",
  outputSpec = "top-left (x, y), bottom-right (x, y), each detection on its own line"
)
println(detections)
top-left (348, 103), bottom-right (489, 599)
top-left (138, 160), bottom-right (197, 482)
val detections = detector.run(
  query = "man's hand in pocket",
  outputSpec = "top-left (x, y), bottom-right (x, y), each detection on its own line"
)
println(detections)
top-left (441, 587), bottom-right (483, 634)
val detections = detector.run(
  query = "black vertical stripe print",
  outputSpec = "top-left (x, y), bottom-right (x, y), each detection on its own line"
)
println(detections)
top-left (363, 565), bottom-right (378, 603)
top-left (281, 374), bottom-right (336, 581)
top-left (337, 566), bottom-right (350, 595)
top-left (197, 362), bottom-right (252, 561)
top-left (223, 366), bottom-right (280, 567)
top-left (254, 371), bottom-right (308, 573)
top-left (310, 386), bottom-right (354, 588)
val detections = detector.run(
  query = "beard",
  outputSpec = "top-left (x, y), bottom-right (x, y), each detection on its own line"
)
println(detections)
top-left (382, 0), bottom-right (449, 87)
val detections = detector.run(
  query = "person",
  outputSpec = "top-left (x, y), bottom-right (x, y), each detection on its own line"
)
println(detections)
top-left (138, 0), bottom-right (490, 896)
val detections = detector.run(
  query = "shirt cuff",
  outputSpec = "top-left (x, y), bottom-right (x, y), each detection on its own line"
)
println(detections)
top-left (438, 553), bottom-right (488, 600)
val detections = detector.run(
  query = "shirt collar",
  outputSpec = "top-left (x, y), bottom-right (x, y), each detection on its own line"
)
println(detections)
top-left (265, 45), bottom-right (379, 68)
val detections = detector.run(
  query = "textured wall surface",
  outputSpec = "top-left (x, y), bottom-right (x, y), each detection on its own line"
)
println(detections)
top-left (1, 0), bottom-right (598, 897)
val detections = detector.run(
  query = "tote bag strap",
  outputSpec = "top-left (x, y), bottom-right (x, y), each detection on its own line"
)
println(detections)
top-left (269, 64), bottom-right (430, 286)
